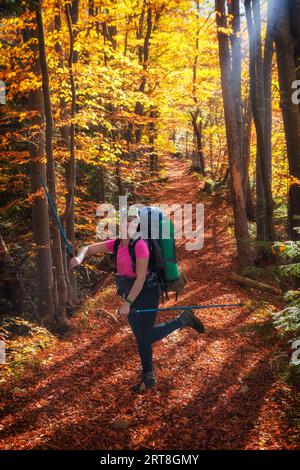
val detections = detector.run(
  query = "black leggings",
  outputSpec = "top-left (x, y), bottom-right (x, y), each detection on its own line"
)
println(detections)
top-left (127, 285), bottom-right (182, 373)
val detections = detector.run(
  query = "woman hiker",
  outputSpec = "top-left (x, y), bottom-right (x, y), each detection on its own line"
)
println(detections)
top-left (70, 205), bottom-right (205, 393)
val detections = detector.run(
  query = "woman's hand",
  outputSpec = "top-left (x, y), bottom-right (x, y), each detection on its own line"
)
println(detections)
top-left (70, 257), bottom-right (80, 269)
top-left (70, 245), bottom-right (89, 269)
top-left (117, 301), bottom-right (131, 317)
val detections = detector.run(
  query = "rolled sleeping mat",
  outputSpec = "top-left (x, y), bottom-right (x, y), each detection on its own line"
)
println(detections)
top-left (159, 217), bottom-right (180, 281)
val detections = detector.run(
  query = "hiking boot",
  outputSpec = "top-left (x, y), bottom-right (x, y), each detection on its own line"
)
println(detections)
top-left (178, 309), bottom-right (205, 333)
top-left (132, 371), bottom-right (157, 393)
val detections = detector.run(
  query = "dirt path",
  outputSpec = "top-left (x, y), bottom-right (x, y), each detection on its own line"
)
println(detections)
top-left (0, 157), bottom-right (298, 450)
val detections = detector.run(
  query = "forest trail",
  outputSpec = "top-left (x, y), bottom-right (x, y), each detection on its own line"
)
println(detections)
top-left (0, 157), bottom-right (298, 450)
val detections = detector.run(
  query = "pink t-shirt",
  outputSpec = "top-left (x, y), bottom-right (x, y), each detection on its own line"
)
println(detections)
top-left (105, 238), bottom-right (150, 277)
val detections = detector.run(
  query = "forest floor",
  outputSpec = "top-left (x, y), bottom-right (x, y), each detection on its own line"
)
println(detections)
top-left (0, 156), bottom-right (299, 450)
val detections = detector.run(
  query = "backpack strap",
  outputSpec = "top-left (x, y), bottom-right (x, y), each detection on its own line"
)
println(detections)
top-left (129, 238), bottom-right (161, 274)
top-left (128, 237), bottom-right (142, 273)
top-left (114, 237), bottom-right (158, 277)
top-left (113, 237), bottom-right (142, 274)
top-left (113, 238), bottom-right (122, 272)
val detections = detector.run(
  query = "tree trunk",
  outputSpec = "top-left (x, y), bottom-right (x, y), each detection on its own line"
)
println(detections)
top-left (273, 0), bottom-right (300, 240)
top-left (215, 0), bottom-right (254, 270)
top-left (134, 0), bottom-right (149, 144)
top-left (70, 0), bottom-right (79, 63)
top-left (149, 106), bottom-right (158, 174)
top-left (230, 273), bottom-right (281, 294)
top-left (29, 122), bottom-right (56, 326)
top-left (54, 2), bottom-right (77, 307)
top-left (245, 0), bottom-right (275, 247)
top-left (63, 1), bottom-right (78, 305)
top-left (34, 1), bottom-right (69, 332)
top-left (228, 0), bottom-right (243, 172)
top-left (264, 0), bottom-right (274, 185)
top-left (98, 166), bottom-right (106, 203)
top-left (190, 1), bottom-right (205, 173)
top-left (242, 95), bottom-right (256, 221)
top-left (191, 111), bottom-right (205, 173)
top-left (134, 4), bottom-right (161, 144)
top-left (23, 13), bottom-right (56, 326)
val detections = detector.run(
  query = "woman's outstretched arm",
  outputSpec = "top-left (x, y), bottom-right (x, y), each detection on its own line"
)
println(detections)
top-left (70, 240), bottom-right (109, 268)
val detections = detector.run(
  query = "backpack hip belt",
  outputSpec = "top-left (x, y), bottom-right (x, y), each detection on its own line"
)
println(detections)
top-left (115, 271), bottom-right (160, 298)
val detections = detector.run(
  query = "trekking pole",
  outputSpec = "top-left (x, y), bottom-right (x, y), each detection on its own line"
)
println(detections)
top-left (39, 173), bottom-right (74, 257)
top-left (134, 303), bottom-right (243, 313)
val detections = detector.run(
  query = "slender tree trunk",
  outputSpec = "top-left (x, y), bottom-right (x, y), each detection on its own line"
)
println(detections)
top-left (185, 131), bottom-right (189, 159)
top-left (54, 3), bottom-right (77, 306)
top-left (229, 0), bottom-right (243, 172)
top-left (245, 0), bottom-right (275, 247)
top-left (148, 106), bottom-right (158, 174)
top-left (273, 0), bottom-right (300, 240)
top-left (23, 17), bottom-right (56, 326)
top-left (54, 3), bottom-right (69, 148)
top-left (88, 3), bottom-right (106, 204)
top-left (190, 0), bottom-right (205, 173)
top-left (264, 0), bottom-right (274, 184)
top-left (29, 111), bottom-right (56, 325)
top-left (134, 0), bottom-right (148, 144)
top-left (134, 4), bottom-right (161, 145)
top-left (34, 1), bottom-right (69, 332)
top-left (242, 95), bottom-right (256, 221)
top-left (254, 0), bottom-right (275, 244)
top-left (191, 111), bottom-right (205, 172)
top-left (215, 0), bottom-right (253, 270)
top-left (98, 166), bottom-right (106, 203)
top-left (63, 1), bottom-right (78, 304)
top-left (101, 18), bottom-right (124, 196)
top-left (70, 0), bottom-right (79, 63)
top-left (115, 161), bottom-right (124, 196)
